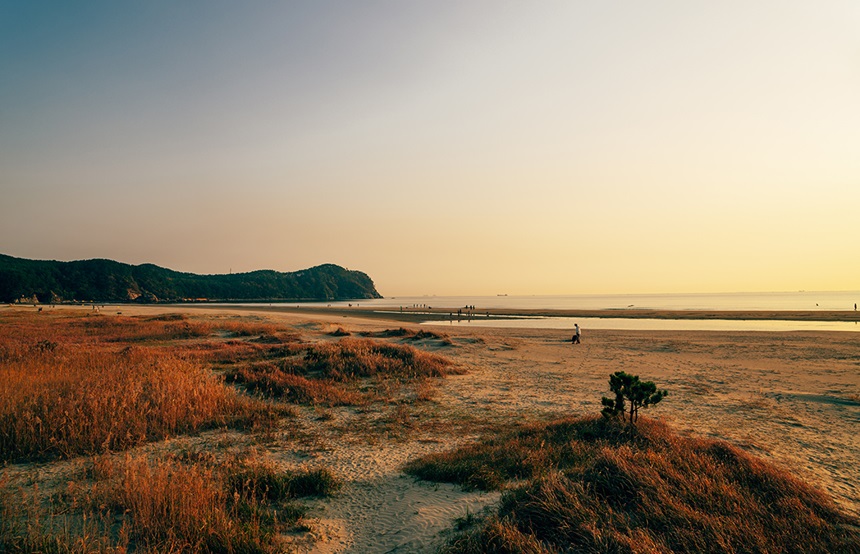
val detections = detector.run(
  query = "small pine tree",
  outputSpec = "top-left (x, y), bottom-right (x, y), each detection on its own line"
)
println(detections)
top-left (601, 371), bottom-right (667, 425)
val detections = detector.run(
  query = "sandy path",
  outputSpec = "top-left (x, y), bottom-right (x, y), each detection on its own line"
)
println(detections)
top-left (283, 436), bottom-right (499, 553)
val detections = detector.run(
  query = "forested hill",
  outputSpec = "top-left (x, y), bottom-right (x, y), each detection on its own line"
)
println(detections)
top-left (0, 254), bottom-right (382, 303)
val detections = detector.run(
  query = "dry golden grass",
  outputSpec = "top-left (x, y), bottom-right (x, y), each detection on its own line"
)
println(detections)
top-left (205, 317), bottom-right (284, 338)
top-left (227, 336), bottom-right (461, 407)
top-left (303, 337), bottom-right (457, 380)
top-left (1, 346), bottom-right (240, 461)
top-left (0, 311), bottom-right (293, 351)
top-left (329, 326), bottom-right (351, 337)
top-left (229, 361), bottom-right (364, 406)
top-left (415, 377), bottom-right (437, 402)
top-left (0, 311), bottom-right (289, 462)
top-left (408, 417), bottom-right (860, 553)
top-left (1, 448), bottom-right (335, 553)
top-left (360, 327), bottom-right (453, 345)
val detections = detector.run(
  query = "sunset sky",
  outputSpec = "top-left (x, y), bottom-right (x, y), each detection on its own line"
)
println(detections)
top-left (1, 1), bottom-right (858, 296)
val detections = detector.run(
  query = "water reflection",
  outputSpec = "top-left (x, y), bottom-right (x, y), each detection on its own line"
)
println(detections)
top-left (422, 317), bottom-right (860, 333)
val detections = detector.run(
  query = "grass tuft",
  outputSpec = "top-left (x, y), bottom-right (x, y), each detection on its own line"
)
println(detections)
top-left (409, 416), bottom-right (860, 553)
top-left (303, 337), bottom-right (455, 380)
top-left (362, 328), bottom-right (450, 342)
top-left (228, 337), bottom-right (461, 406)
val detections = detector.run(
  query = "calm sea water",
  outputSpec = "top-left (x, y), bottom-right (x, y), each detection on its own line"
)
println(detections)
top-left (306, 291), bottom-right (860, 312)
top-left (292, 291), bottom-right (860, 332)
top-left (423, 316), bottom-right (860, 333)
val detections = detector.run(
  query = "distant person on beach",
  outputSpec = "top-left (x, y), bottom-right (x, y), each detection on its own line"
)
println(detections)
top-left (572, 323), bottom-right (581, 344)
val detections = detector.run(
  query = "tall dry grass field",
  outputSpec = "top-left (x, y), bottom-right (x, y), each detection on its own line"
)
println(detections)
top-left (0, 310), bottom-right (322, 552)
top-left (1, 346), bottom-right (242, 461)
top-left (1, 449), bottom-right (334, 553)
top-left (0, 311), bottom-right (284, 462)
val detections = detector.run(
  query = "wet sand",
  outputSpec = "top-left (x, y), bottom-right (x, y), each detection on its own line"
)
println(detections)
top-left (181, 303), bottom-right (860, 324)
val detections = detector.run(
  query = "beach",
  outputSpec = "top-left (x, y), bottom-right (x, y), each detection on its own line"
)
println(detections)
top-left (3, 304), bottom-right (858, 552)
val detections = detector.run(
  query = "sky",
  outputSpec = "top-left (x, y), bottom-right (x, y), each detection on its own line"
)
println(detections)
top-left (1, 1), bottom-right (858, 296)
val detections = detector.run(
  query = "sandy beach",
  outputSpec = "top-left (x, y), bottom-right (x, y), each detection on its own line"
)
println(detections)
top-left (4, 304), bottom-right (858, 552)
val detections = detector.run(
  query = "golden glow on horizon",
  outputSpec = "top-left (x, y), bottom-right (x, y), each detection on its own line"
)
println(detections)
top-left (1, 2), bottom-right (858, 296)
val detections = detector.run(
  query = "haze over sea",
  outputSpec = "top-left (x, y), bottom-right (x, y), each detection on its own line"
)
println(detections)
top-left (284, 291), bottom-right (860, 333)
top-left (329, 291), bottom-right (860, 311)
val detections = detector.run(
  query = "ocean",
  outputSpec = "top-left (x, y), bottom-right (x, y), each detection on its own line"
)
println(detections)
top-left (294, 291), bottom-right (860, 333)
top-left (424, 315), bottom-right (860, 333)
top-left (333, 291), bottom-right (860, 312)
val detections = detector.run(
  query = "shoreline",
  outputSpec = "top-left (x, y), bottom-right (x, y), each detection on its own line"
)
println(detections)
top-left (175, 304), bottom-right (860, 324)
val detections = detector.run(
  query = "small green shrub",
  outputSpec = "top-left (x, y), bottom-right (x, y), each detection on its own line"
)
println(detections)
top-left (600, 371), bottom-right (667, 424)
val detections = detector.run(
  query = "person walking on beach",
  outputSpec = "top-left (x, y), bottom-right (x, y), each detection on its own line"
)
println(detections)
top-left (572, 323), bottom-right (581, 344)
